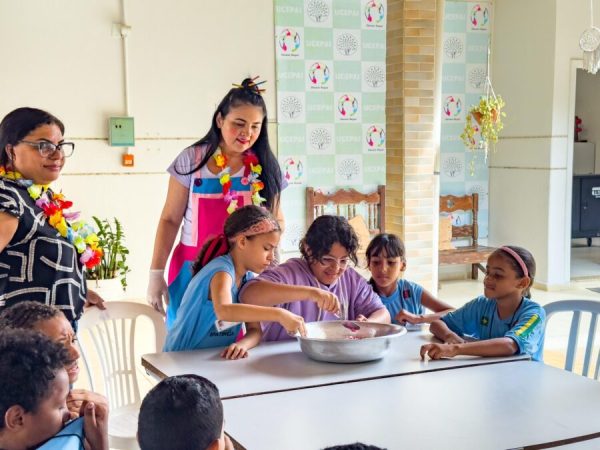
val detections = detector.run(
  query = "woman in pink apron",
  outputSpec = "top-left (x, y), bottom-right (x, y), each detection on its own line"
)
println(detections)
top-left (147, 78), bottom-right (285, 324)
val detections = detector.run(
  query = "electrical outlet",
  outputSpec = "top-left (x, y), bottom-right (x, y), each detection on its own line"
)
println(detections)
top-left (109, 117), bottom-right (134, 146)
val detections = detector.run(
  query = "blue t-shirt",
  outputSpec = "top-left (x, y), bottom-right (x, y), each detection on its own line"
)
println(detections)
top-left (441, 295), bottom-right (546, 361)
top-left (37, 417), bottom-right (84, 449)
top-left (379, 279), bottom-right (424, 324)
top-left (164, 255), bottom-right (252, 352)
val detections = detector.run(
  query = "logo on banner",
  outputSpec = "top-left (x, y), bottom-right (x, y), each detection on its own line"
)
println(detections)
top-left (308, 62), bottom-right (330, 86)
top-left (470, 4), bottom-right (489, 30)
top-left (364, 1), bottom-right (385, 24)
top-left (283, 157), bottom-right (305, 184)
top-left (278, 28), bottom-right (301, 54)
top-left (366, 125), bottom-right (386, 150)
top-left (443, 96), bottom-right (462, 119)
top-left (338, 94), bottom-right (359, 118)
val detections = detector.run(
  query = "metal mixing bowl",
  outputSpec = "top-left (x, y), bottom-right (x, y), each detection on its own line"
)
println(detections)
top-left (297, 320), bottom-right (407, 363)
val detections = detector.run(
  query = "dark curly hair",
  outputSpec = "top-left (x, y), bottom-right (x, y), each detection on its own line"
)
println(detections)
top-left (323, 444), bottom-right (386, 450)
top-left (138, 374), bottom-right (223, 450)
top-left (0, 301), bottom-right (62, 330)
top-left (0, 107), bottom-right (65, 168)
top-left (300, 215), bottom-right (359, 266)
top-left (0, 328), bottom-right (71, 429)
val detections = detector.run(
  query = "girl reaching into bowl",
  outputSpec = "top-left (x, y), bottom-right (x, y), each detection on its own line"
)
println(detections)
top-left (239, 215), bottom-right (391, 341)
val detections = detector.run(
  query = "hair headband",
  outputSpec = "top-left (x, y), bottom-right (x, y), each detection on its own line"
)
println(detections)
top-left (232, 76), bottom-right (266, 95)
top-left (500, 246), bottom-right (529, 278)
top-left (233, 217), bottom-right (280, 239)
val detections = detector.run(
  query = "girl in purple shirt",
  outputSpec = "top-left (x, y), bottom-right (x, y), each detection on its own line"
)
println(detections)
top-left (240, 215), bottom-right (390, 341)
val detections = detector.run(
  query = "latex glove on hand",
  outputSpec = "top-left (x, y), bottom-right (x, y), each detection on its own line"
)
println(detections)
top-left (147, 269), bottom-right (169, 315)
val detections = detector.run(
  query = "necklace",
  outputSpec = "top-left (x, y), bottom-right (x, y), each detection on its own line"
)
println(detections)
top-left (214, 148), bottom-right (266, 214)
top-left (0, 166), bottom-right (103, 270)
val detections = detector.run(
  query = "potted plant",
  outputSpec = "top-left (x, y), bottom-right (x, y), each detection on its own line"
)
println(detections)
top-left (86, 217), bottom-right (130, 299)
top-left (461, 95), bottom-right (506, 151)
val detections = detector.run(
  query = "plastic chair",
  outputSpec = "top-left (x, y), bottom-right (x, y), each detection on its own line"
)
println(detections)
top-left (544, 299), bottom-right (600, 379)
top-left (77, 301), bottom-right (166, 450)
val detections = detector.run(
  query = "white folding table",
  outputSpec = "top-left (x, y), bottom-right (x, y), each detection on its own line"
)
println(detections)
top-left (223, 361), bottom-right (600, 450)
top-left (142, 331), bottom-right (528, 399)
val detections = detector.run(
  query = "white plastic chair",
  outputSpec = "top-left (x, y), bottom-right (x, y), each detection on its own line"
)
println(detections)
top-left (77, 301), bottom-right (166, 450)
top-left (544, 299), bottom-right (600, 379)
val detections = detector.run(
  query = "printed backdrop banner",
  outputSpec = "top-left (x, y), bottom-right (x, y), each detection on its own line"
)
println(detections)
top-left (440, 1), bottom-right (492, 238)
top-left (275, 0), bottom-right (387, 252)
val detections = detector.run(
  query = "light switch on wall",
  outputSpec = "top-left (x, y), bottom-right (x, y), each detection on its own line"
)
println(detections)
top-left (108, 117), bottom-right (135, 146)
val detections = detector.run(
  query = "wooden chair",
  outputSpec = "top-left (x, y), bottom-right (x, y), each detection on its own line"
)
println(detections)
top-left (306, 185), bottom-right (385, 234)
top-left (439, 193), bottom-right (495, 279)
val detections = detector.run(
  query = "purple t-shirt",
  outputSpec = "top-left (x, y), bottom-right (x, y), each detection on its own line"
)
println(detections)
top-left (240, 258), bottom-right (386, 341)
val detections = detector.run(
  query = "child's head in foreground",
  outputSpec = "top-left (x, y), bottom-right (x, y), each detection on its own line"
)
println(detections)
top-left (138, 374), bottom-right (227, 450)
top-left (0, 328), bottom-right (72, 450)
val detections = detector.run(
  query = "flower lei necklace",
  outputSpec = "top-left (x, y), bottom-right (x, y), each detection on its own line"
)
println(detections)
top-left (214, 148), bottom-right (266, 214)
top-left (0, 166), bottom-right (103, 269)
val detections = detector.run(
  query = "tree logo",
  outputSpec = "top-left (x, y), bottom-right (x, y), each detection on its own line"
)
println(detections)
top-left (364, 65), bottom-right (385, 88)
top-left (335, 32), bottom-right (359, 56)
top-left (306, 0), bottom-right (330, 23)
top-left (280, 95), bottom-right (303, 119)
top-left (310, 127), bottom-right (332, 151)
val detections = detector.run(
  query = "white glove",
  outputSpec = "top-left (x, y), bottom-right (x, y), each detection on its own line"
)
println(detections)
top-left (147, 269), bottom-right (169, 315)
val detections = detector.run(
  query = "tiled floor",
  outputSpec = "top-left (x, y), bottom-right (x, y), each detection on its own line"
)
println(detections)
top-left (571, 240), bottom-right (600, 279)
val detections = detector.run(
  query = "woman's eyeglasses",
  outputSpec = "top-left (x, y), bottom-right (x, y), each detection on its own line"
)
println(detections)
top-left (19, 140), bottom-right (75, 158)
top-left (318, 255), bottom-right (351, 269)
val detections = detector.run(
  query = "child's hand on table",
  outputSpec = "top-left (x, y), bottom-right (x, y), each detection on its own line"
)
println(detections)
top-left (355, 314), bottom-right (368, 322)
top-left (444, 332), bottom-right (466, 345)
top-left (395, 309), bottom-right (423, 325)
top-left (221, 342), bottom-right (251, 360)
top-left (420, 342), bottom-right (458, 360)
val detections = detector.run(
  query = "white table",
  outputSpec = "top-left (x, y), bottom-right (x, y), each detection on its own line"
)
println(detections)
top-left (223, 361), bottom-right (600, 450)
top-left (142, 331), bottom-right (528, 399)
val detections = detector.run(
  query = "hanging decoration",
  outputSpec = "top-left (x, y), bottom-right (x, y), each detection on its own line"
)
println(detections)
top-left (580, 0), bottom-right (600, 74)
top-left (460, 39), bottom-right (506, 174)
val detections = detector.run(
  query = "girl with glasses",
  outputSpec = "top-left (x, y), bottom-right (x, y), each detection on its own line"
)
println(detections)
top-left (239, 215), bottom-right (391, 342)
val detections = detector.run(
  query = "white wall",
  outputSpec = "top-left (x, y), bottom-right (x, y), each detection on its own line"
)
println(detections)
top-left (489, 0), bottom-right (562, 287)
top-left (575, 70), bottom-right (600, 173)
top-left (490, 0), bottom-right (600, 288)
top-left (0, 0), bottom-right (276, 298)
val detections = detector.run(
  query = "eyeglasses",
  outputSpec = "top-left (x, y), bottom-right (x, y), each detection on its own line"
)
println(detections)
top-left (19, 140), bottom-right (75, 158)
top-left (318, 255), bottom-right (351, 269)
